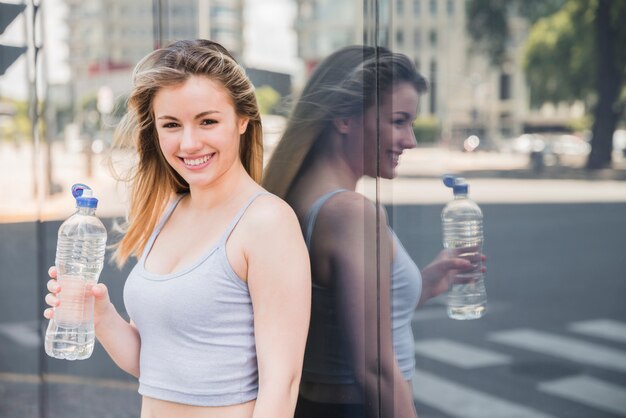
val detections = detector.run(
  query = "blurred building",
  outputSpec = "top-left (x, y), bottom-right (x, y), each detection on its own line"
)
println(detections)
top-left (64, 0), bottom-right (244, 107)
top-left (295, 0), bottom-right (531, 148)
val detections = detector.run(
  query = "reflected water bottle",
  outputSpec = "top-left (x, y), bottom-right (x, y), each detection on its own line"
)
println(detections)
top-left (45, 184), bottom-right (107, 360)
top-left (441, 175), bottom-right (487, 320)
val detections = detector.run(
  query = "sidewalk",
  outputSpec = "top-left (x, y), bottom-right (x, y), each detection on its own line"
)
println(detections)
top-left (2, 143), bottom-right (626, 223)
top-left (0, 142), bottom-right (128, 223)
top-left (374, 147), bottom-right (626, 205)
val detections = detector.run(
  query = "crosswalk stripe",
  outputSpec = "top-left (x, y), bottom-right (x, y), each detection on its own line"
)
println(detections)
top-left (488, 328), bottom-right (626, 372)
top-left (568, 319), bottom-right (626, 344)
top-left (538, 375), bottom-right (626, 416)
top-left (0, 321), bottom-right (40, 347)
top-left (415, 339), bottom-right (511, 368)
top-left (413, 369), bottom-right (557, 418)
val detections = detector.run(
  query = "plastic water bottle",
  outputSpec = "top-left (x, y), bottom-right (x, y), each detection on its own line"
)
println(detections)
top-left (441, 175), bottom-right (486, 320)
top-left (45, 184), bottom-right (107, 360)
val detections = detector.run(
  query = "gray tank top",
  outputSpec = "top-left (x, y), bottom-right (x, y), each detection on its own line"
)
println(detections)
top-left (301, 190), bottom-right (422, 384)
top-left (123, 192), bottom-right (268, 406)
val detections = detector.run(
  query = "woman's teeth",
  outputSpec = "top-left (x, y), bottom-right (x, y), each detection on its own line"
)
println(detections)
top-left (183, 154), bottom-right (212, 166)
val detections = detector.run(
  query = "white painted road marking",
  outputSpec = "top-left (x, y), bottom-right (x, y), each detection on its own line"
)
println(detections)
top-left (413, 369), bottom-right (557, 418)
top-left (488, 328), bottom-right (626, 372)
top-left (414, 339), bottom-right (512, 368)
top-left (568, 319), bottom-right (626, 344)
top-left (0, 321), bottom-right (40, 347)
top-left (539, 375), bottom-right (626, 416)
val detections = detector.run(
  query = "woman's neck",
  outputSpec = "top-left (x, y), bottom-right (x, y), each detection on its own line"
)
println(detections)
top-left (187, 162), bottom-right (256, 211)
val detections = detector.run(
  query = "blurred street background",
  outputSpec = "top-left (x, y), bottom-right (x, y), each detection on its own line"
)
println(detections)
top-left (1, 0), bottom-right (626, 417)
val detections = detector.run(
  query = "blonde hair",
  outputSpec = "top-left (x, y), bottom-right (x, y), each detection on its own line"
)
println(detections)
top-left (112, 39), bottom-right (263, 267)
top-left (263, 46), bottom-right (427, 199)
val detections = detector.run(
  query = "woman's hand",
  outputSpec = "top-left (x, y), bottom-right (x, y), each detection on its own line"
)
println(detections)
top-left (43, 266), bottom-right (115, 326)
top-left (419, 248), bottom-right (486, 306)
top-left (44, 267), bottom-right (141, 377)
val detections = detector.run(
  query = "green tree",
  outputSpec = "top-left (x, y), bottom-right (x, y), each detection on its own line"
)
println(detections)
top-left (467, 0), bottom-right (626, 169)
top-left (255, 85), bottom-right (281, 115)
top-left (0, 98), bottom-right (31, 143)
top-left (412, 117), bottom-right (440, 144)
top-left (467, 0), bottom-right (565, 65)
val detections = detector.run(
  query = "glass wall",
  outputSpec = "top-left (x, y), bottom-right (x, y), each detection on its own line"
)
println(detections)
top-left (1, 0), bottom-right (625, 417)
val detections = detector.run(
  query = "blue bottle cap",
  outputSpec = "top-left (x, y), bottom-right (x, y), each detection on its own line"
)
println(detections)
top-left (443, 174), bottom-right (456, 188)
top-left (72, 183), bottom-right (99, 208)
top-left (453, 182), bottom-right (468, 194)
top-left (442, 175), bottom-right (468, 195)
top-left (72, 183), bottom-right (89, 198)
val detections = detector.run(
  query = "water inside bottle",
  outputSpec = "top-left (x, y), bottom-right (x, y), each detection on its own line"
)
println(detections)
top-left (45, 322), bottom-right (95, 360)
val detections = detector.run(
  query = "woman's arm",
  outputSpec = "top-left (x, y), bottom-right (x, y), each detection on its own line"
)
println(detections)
top-left (244, 197), bottom-right (311, 418)
top-left (45, 267), bottom-right (141, 378)
top-left (319, 194), bottom-right (417, 418)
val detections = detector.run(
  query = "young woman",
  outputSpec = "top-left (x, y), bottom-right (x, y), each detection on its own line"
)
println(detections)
top-left (263, 46), bottom-right (481, 417)
top-left (44, 39), bottom-right (311, 418)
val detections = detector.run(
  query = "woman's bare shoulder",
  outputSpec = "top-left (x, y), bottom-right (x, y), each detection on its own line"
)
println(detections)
top-left (238, 191), bottom-right (301, 239)
top-left (318, 190), bottom-right (381, 227)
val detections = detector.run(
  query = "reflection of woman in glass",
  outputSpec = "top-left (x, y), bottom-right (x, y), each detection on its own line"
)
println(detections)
top-left (264, 46), bottom-right (474, 417)
top-left (44, 39), bottom-right (310, 418)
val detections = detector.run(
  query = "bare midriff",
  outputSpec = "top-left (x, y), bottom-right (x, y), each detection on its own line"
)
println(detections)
top-left (140, 396), bottom-right (255, 418)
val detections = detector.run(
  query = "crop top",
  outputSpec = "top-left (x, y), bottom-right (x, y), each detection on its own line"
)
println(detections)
top-left (123, 192), bottom-right (268, 406)
top-left (300, 189), bottom-right (422, 384)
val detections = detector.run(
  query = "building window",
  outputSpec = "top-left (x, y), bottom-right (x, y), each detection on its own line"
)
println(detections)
top-left (429, 29), bottom-right (437, 47)
top-left (499, 72), bottom-right (512, 100)
top-left (413, 0), bottom-right (420, 16)
top-left (429, 0), bottom-right (437, 15)
top-left (430, 60), bottom-right (437, 114)
top-left (396, 29), bottom-right (404, 46)
top-left (413, 29), bottom-right (421, 48)
top-left (396, 0), bottom-right (404, 15)
top-left (447, 0), bottom-right (454, 15)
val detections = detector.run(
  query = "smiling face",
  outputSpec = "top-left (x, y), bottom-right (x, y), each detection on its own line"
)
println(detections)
top-left (342, 82), bottom-right (420, 179)
top-left (152, 75), bottom-right (249, 189)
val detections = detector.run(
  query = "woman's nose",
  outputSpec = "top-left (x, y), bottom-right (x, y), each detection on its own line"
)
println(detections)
top-left (180, 128), bottom-right (202, 152)
top-left (399, 126), bottom-right (417, 150)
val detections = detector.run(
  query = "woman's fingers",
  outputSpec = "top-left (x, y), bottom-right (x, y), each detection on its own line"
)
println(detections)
top-left (46, 279), bottom-right (60, 294)
top-left (43, 308), bottom-right (54, 319)
top-left (90, 283), bottom-right (108, 298)
top-left (44, 268), bottom-right (58, 319)
top-left (45, 293), bottom-right (59, 308)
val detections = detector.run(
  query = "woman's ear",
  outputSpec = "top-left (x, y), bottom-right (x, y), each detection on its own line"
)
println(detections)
top-left (238, 117), bottom-right (250, 135)
top-left (332, 118), bottom-right (351, 135)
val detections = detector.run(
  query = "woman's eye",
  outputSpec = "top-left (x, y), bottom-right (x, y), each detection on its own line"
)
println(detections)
top-left (201, 119), bottom-right (217, 126)
top-left (162, 122), bottom-right (179, 128)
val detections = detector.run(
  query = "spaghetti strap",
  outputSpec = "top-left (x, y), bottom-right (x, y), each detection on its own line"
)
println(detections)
top-left (219, 191), bottom-right (271, 246)
top-left (303, 189), bottom-right (348, 249)
top-left (140, 194), bottom-right (186, 260)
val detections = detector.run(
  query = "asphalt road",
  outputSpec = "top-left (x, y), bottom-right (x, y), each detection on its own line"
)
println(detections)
top-left (1, 200), bottom-right (625, 417)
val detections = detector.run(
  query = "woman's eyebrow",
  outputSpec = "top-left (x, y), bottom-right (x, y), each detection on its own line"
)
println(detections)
top-left (156, 110), bottom-right (220, 121)
top-left (194, 110), bottom-right (220, 119)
